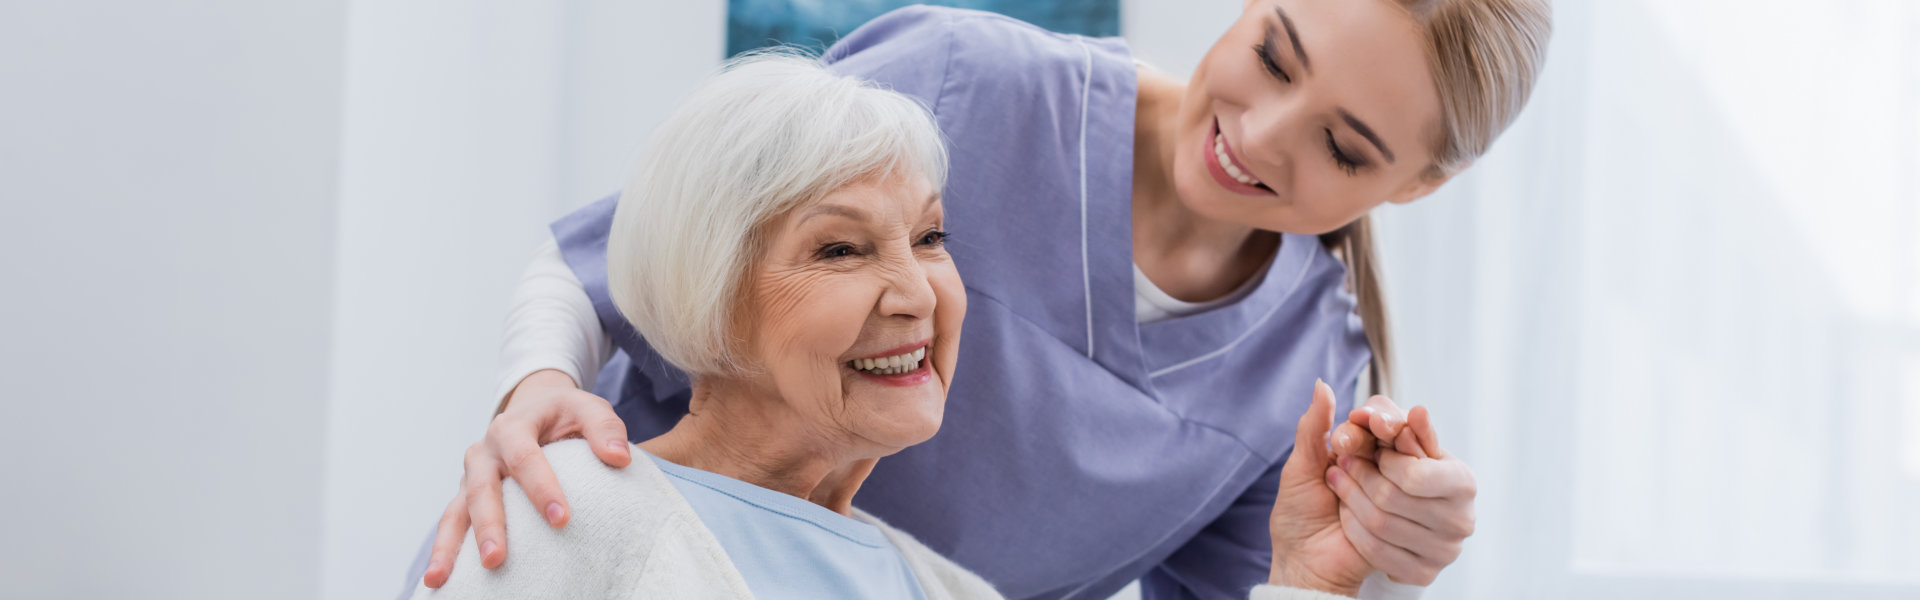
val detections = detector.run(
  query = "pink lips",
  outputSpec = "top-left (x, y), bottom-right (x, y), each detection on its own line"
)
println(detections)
top-left (1204, 119), bottom-right (1274, 197)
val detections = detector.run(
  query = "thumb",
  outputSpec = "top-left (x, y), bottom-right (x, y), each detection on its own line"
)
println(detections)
top-left (574, 393), bottom-right (633, 468)
top-left (1289, 379), bottom-right (1337, 470)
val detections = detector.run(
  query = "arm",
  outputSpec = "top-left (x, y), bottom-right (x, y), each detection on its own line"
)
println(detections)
top-left (420, 239), bottom-right (633, 588)
top-left (493, 238), bottom-right (615, 411)
top-left (1143, 379), bottom-right (1434, 600)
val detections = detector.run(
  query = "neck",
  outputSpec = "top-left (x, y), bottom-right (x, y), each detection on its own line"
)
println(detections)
top-left (1130, 65), bottom-right (1280, 302)
top-left (638, 379), bottom-right (878, 516)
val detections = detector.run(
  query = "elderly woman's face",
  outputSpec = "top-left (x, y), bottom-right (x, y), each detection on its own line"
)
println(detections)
top-left (743, 171), bottom-right (964, 454)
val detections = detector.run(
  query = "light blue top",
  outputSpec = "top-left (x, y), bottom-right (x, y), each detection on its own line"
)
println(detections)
top-left (649, 452), bottom-right (929, 600)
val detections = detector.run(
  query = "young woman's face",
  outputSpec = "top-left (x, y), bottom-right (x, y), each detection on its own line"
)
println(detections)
top-left (1173, 0), bottom-right (1447, 235)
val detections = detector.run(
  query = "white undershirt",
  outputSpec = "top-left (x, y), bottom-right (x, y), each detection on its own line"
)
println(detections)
top-left (1132, 257), bottom-right (1271, 324)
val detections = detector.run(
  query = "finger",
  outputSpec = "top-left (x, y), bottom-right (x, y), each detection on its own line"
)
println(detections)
top-left (424, 490), bottom-right (471, 588)
top-left (1360, 396), bottom-right (1407, 446)
top-left (1331, 421), bottom-right (1378, 462)
top-left (463, 446), bottom-right (511, 569)
top-left (1407, 406), bottom-right (1445, 459)
top-left (1291, 379), bottom-right (1338, 467)
top-left (1336, 503), bottom-right (1434, 586)
top-left (1327, 465), bottom-right (1451, 558)
top-left (1377, 452), bottom-right (1475, 503)
top-left (493, 424), bottom-right (570, 529)
top-left (569, 392), bottom-right (632, 468)
top-left (1392, 426), bottom-right (1429, 460)
top-left (1340, 454), bottom-right (1448, 525)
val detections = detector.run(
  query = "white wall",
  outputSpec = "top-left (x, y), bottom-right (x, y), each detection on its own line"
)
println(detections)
top-left (0, 1), bottom-right (345, 598)
top-left (316, 2), bottom-right (724, 599)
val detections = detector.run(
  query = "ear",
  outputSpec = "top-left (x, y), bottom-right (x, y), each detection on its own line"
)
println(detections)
top-left (1387, 162), bottom-right (1467, 205)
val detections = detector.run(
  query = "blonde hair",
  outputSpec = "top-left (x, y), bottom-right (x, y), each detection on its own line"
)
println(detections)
top-left (1325, 0), bottom-right (1553, 395)
top-left (606, 51), bottom-right (948, 376)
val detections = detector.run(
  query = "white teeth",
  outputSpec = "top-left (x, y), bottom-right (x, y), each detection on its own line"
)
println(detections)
top-left (1214, 132), bottom-right (1263, 187)
top-left (850, 347), bottom-right (928, 375)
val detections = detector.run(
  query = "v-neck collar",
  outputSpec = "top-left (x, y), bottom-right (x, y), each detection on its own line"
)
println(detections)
top-left (1131, 234), bottom-right (1320, 380)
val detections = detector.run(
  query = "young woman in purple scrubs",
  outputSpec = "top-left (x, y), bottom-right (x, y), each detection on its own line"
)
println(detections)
top-left (408, 1), bottom-right (1550, 598)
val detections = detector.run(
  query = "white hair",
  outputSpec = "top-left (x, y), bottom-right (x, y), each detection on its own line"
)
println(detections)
top-left (606, 51), bottom-right (948, 376)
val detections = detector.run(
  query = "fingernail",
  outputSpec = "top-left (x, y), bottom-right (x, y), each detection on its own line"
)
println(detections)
top-left (1336, 432), bottom-right (1350, 449)
top-left (546, 502), bottom-right (565, 525)
top-left (480, 539), bottom-right (497, 558)
top-left (1339, 455), bottom-right (1351, 470)
top-left (606, 439), bottom-right (626, 453)
top-left (1328, 468), bottom-right (1342, 485)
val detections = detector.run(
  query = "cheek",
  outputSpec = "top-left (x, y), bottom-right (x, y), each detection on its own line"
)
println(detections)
top-left (928, 263), bottom-right (966, 391)
top-left (752, 270), bottom-right (872, 382)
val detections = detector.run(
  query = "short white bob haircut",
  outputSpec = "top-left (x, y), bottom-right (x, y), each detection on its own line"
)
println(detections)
top-left (606, 51), bottom-right (949, 376)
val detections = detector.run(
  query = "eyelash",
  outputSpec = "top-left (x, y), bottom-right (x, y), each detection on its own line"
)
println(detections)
top-left (1254, 30), bottom-right (1367, 177)
top-left (814, 229), bottom-right (948, 261)
top-left (1251, 43), bottom-right (1291, 83)
top-left (1325, 129), bottom-right (1362, 175)
top-left (816, 242), bottom-right (859, 260)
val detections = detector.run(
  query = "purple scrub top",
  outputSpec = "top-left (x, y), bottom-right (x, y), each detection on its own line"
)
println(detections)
top-left (405, 6), bottom-right (1371, 600)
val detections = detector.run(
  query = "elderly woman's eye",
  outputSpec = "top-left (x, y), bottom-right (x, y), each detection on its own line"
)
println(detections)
top-left (816, 242), bottom-right (857, 260)
top-left (917, 229), bottom-right (949, 247)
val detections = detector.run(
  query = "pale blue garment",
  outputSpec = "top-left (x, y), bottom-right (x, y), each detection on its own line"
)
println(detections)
top-left (648, 451), bottom-right (929, 600)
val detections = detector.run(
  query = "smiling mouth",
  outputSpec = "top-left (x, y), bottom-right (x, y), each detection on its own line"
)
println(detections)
top-left (848, 346), bottom-right (926, 376)
top-left (1209, 119), bottom-right (1274, 194)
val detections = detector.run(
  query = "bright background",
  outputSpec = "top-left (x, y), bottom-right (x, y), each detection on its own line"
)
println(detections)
top-left (0, 1), bottom-right (1914, 599)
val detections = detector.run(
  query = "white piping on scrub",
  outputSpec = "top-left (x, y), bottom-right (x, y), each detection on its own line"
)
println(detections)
top-left (1148, 249), bottom-right (1318, 379)
top-left (1076, 39), bottom-right (1096, 360)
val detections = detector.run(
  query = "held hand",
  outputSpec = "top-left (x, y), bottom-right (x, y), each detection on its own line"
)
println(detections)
top-left (1326, 398), bottom-right (1477, 586)
top-left (1268, 379), bottom-right (1373, 597)
top-left (421, 369), bottom-right (633, 588)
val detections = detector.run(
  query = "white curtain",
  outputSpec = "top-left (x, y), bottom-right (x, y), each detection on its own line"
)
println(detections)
top-left (1375, 1), bottom-right (1920, 598)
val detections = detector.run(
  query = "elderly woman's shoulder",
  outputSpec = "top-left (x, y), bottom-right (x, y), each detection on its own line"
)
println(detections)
top-left (537, 439), bottom-right (683, 526)
top-left (409, 440), bottom-right (744, 599)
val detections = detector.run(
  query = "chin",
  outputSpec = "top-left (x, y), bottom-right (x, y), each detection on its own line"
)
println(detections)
top-left (889, 405), bottom-right (947, 451)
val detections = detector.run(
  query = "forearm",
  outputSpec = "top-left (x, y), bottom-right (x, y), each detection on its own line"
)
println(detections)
top-left (496, 237), bottom-right (613, 412)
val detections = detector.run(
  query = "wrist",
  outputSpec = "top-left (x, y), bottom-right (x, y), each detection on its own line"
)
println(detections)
top-left (519, 368), bottom-right (580, 391)
top-left (1269, 562), bottom-right (1362, 598)
top-left (496, 369), bottom-right (580, 415)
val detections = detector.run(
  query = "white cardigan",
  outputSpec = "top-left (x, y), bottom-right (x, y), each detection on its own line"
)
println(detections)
top-left (407, 439), bottom-right (1352, 600)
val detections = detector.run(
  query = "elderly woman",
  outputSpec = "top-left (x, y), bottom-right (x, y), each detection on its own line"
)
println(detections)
top-left (408, 54), bottom-right (1410, 600)
top-left (408, 53), bottom-right (982, 598)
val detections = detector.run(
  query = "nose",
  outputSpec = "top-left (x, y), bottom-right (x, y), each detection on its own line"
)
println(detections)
top-left (875, 248), bottom-right (937, 321)
top-left (1239, 95), bottom-right (1305, 180)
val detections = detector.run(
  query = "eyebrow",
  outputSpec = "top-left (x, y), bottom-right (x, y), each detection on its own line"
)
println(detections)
top-left (1339, 109), bottom-right (1396, 164)
top-left (797, 192), bottom-right (942, 226)
top-left (1275, 7), bottom-right (1310, 72)
top-left (797, 203), bottom-right (867, 226)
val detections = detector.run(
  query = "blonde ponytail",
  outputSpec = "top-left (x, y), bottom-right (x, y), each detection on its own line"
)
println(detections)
top-left (1331, 0), bottom-right (1553, 395)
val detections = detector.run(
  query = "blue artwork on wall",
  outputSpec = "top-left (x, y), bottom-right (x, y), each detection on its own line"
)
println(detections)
top-left (727, 0), bottom-right (1121, 57)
